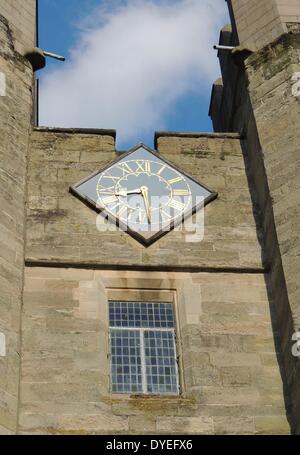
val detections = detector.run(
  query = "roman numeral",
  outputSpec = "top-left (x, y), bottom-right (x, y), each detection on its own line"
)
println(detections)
top-left (102, 173), bottom-right (119, 183)
top-left (157, 165), bottom-right (166, 176)
top-left (160, 208), bottom-right (172, 221)
top-left (173, 189), bottom-right (191, 196)
top-left (109, 202), bottom-right (121, 212)
top-left (138, 209), bottom-right (147, 223)
top-left (117, 205), bottom-right (128, 218)
top-left (135, 160), bottom-right (151, 174)
top-left (102, 195), bottom-right (119, 205)
top-left (97, 185), bottom-right (115, 194)
top-left (169, 200), bottom-right (185, 211)
top-left (126, 207), bottom-right (135, 220)
top-left (116, 162), bottom-right (133, 176)
top-left (168, 176), bottom-right (183, 185)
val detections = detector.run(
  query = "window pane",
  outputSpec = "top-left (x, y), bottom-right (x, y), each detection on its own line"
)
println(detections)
top-left (110, 329), bottom-right (143, 394)
top-left (144, 330), bottom-right (178, 394)
top-left (109, 301), bottom-right (175, 329)
top-left (109, 302), bottom-right (179, 396)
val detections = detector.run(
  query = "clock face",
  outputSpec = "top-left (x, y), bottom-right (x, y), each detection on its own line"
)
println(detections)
top-left (70, 144), bottom-right (217, 246)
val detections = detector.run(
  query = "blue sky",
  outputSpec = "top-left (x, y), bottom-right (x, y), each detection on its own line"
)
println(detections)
top-left (38, 0), bottom-right (228, 150)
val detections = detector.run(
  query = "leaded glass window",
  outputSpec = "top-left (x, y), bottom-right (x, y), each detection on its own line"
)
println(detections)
top-left (109, 301), bottom-right (179, 395)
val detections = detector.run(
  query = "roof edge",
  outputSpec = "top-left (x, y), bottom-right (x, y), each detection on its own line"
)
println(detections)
top-left (33, 126), bottom-right (116, 138)
top-left (154, 131), bottom-right (241, 148)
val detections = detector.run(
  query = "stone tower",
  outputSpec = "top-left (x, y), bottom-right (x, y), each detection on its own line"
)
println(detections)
top-left (210, 0), bottom-right (300, 433)
top-left (0, 1), bottom-right (36, 434)
top-left (0, 0), bottom-right (299, 435)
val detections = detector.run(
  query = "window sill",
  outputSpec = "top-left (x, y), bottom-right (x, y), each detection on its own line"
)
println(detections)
top-left (110, 393), bottom-right (192, 402)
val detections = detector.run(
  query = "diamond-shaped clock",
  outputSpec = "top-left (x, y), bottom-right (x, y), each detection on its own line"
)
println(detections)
top-left (70, 143), bottom-right (217, 246)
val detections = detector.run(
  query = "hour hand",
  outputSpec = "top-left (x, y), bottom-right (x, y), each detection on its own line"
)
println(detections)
top-left (141, 186), bottom-right (151, 224)
top-left (115, 188), bottom-right (142, 197)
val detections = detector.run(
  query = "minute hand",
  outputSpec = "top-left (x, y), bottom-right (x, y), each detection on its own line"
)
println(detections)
top-left (141, 186), bottom-right (151, 224)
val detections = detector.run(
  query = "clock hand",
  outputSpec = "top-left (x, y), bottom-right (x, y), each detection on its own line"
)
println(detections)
top-left (115, 188), bottom-right (142, 197)
top-left (141, 186), bottom-right (151, 224)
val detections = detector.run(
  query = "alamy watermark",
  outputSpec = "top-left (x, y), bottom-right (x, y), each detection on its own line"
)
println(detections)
top-left (292, 331), bottom-right (300, 358)
top-left (95, 195), bottom-right (206, 243)
top-left (291, 72), bottom-right (300, 97)
top-left (0, 73), bottom-right (6, 97)
top-left (0, 332), bottom-right (6, 357)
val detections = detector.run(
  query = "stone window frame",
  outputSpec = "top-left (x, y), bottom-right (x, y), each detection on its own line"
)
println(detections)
top-left (74, 271), bottom-right (201, 400)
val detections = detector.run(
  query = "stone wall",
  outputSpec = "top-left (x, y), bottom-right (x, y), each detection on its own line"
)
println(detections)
top-left (26, 129), bottom-right (263, 271)
top-left (22, 129), bottom-right (292, 434)
top-left (210, 7), bottom-right (300, 435)
top-left (0, 0), bottom-right (36, 54)
top-left (228, 0), bottom-right (300, 49)
top-left (19, 267), bottom-right (290, 435)
top-left (245, 33), bottom-right (300, 433)
top-left (0, 12), bottom-right (34, 434)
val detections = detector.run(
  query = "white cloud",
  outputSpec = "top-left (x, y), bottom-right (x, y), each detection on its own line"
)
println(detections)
top-left (39, 0), bottom-right (228, 147)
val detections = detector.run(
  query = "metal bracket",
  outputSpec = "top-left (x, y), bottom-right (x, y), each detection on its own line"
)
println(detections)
top-left (43, 51), bottom-right (66, 62)
top-left (213, 45), bottom-right (235, 51)
top-left (24, 47), bottom-right (66, 72)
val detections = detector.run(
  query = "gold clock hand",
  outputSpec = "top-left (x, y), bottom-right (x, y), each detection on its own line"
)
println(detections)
top-left (141, 186), bottom-right (151, 224)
